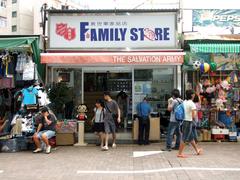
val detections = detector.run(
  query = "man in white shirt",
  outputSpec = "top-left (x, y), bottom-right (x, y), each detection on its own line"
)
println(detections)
top-left (177, 90), bottom-right (203, 158)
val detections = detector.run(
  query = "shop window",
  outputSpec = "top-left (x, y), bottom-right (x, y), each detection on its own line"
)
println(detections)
top-left (134, 68), bottom-right (174, 128)
top-left (0, 0), bottom-right (6, 8)
top-left (12, 25), bottom-right (17, 32)
top-left (12, 11), bottom-right (17, 18)
top-left (50, 68), bottom-right (82, 119)
top-left (0, 17), bottom-right (7, 28)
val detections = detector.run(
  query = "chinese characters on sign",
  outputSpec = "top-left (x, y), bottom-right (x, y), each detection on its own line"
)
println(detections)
top-left (50, 14), bottom-right (176, 49)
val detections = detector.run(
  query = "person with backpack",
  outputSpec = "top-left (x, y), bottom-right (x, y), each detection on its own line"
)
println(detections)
top-left (136, 97), bottom-right (152, 145)
top-left (91, 99), bottom-right (106, 149)
top-left (177, 90), bottom-right (203, 158)
top-left (162, 89), bottom-right (182, 151)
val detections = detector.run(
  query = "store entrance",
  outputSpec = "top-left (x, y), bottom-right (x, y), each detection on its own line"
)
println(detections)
top-left (83, 68), bottom-right (132, 132)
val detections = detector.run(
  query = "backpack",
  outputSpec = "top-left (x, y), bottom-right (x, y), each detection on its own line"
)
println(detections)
top-left (174, 100), bottom-right (185, 122)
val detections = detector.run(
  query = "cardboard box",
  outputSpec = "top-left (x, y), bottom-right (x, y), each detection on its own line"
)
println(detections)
top-left (202, 130), bottom-right (211, 141)
top-left (56, 132), bottom-right (75, 146)
top-left (212, 128), bottom-right (229, 135)
top-left (229, 132), bottom-right (237, 136)
top-left (229, 132), bottom-right (237, 142)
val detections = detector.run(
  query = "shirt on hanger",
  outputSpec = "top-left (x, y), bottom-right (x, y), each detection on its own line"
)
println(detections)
top-left (22, 86), bottom-right (38, 105)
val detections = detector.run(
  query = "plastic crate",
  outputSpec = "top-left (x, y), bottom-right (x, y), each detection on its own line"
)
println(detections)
top-left (0, 137), bottom-right (27, 153)
top-left (212, 134), bottom-right (225, 141)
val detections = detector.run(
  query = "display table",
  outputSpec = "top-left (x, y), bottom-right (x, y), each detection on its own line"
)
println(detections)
top-left (132, 117), bottom-right (160, 141)
top-left (74, 121), bottom-right (87, 146)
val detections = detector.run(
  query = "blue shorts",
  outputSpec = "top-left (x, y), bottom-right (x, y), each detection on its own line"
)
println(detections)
top-left (37, 130), bottom-right (56, 139)
top-left (181, 121), bottom-right (194, 143)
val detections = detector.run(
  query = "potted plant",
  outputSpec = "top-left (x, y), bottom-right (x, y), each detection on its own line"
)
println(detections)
top-left (47, 82), bottom-right (73, 119)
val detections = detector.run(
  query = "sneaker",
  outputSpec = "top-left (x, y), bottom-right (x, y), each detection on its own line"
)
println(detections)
top-left (101, 146), bottom-right (109, 151)
top-left (46, 146), bottom-right (51, 154)
top-left (144, 142), bottom-right (150, 145)
top-left (33, 148), bottom-right (42, 153)
top-left (172, 147), bottom-right (179, 150)
top-left (112, 143), bottom-right (117, 148)
top-left (161, 148), bottom-right (171, 152)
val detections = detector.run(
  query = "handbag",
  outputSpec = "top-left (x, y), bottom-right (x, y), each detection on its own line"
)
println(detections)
top-left (105, 102), bottom-right (119, 128)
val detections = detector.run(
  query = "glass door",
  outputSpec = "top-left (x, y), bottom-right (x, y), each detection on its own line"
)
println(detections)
top-left (134, 67), bottom-right (175, 130)
top-left (83, 67), bottom-right (133, 132)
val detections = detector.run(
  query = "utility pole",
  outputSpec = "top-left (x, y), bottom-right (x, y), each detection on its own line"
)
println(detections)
top-left (41, 3), bottom-right (48, 52)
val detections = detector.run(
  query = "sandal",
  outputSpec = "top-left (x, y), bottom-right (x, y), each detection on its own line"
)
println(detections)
top-left (177, 154), bottom-right (188, 158)
top-left (197, 149), bottom-right (203, 155)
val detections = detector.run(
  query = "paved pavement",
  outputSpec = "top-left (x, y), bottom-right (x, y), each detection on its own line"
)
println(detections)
top-left (0, 142), bottom-right (240, 180)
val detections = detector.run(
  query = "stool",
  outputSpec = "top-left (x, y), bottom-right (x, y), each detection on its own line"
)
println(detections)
top-left (49, 136), bottom-right (56, 148)
top-left (212, 134), bottom-right (225, 141)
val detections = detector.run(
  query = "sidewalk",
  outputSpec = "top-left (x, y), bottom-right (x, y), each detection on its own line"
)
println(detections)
top-left (0, 142), bottom-right (240, 180)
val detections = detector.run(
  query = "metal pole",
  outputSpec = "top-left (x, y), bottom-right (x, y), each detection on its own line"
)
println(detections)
top-left (42, 3), bottom-right (47, 52)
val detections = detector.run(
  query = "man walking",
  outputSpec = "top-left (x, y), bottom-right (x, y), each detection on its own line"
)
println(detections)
top-left (136, 97), bottom-right (151, 145)
top-left (162, 89), bottom-right (182, 151)
top-left (102, 92), bottom-right (121, 151)
top-left (178, 90), bottom-right (203, 158)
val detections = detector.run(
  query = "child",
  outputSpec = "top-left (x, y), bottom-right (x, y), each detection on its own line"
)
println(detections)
top-left (92, 99), bottom-right (106, 149)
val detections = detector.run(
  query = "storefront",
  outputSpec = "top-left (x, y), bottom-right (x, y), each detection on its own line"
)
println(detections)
top-left (0, 36), bottom-right (48, 152)
top-left (183, 35), bottom-right (240, 142)
top-left (41, 10), bottom-right (184, 139)
top-left (182, 9), bottom-right (240, 142)
top-left (0, 35), bottom-right (44, 112)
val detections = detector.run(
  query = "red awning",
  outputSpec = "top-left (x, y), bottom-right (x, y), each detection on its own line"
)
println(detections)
top-left (41, 52), bottom-right (185, 65)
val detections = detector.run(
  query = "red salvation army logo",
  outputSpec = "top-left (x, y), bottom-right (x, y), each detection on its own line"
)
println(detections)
top-left (55, 23), bottom-right (76, 41)
top-left (144, 28), bottom-right (156, 41)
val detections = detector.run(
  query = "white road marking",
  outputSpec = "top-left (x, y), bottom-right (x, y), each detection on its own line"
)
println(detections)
top-left (133, 151), bottom-right (163, 158)
top-left (77, 167), bottom-right (240, 174)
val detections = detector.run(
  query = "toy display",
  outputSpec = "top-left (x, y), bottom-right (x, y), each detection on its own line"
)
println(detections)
top-left (188, 58), bottom-right (240, 142)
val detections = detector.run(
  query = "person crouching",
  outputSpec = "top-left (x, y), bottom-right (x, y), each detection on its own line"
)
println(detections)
top-left (33, 107), bottom-right (56, 154)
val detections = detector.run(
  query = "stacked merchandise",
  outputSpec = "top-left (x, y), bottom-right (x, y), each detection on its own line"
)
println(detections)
top-left (55, 119), bottom-right (77, 146)
top-left (188, 60), bottom-right (240, 142)
top-left (0, 84), bottom-right (51, 152)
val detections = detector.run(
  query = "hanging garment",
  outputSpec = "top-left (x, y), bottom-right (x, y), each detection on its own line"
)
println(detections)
top-left (22, 61), bottom-right (36, 81)
top-left (0, 57), bottom-right (3, 77)
top-left (11, 114), bottom-right (20, 126)
top-left (2, 55), bottom-right (11, 77)
top-left (21, 86), bottom-right (38, 105)
top-left (0, 77), bottom-right (14, 89)
top-left (11, 118), bottom-right (23, 137)
top-left (21, 114), bottom-right (34, 133)
top-left (6, 55), bottom-right (16, 75)
top-left (35, 86), bottom-right (50, 106)
top-left (16, 54), bottom-right (27, 73)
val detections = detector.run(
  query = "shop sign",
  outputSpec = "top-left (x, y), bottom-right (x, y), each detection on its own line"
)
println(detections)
top-left (193, 9), bottom-right (240, 34)
top-left (41, 53), bottom-right (184, 65)
top-left (184, 52), bottom-right (240, 71)
top-left (49, 13), bottom-right (176, 49)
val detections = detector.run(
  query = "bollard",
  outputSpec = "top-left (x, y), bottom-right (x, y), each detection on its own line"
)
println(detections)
top-left (74, 121), bottom-right (87, 146)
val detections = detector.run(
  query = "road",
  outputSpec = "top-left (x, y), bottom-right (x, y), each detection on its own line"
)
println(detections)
top-left (0, 142), bottom-right (240, 180)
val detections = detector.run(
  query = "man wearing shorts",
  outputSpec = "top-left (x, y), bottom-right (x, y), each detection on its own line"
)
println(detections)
top-left (33, 107), bottom-right (56, 154)
top-left (102, 92), bottom-right (121, 151)
top-left (177, 90), bottom-right (202, 158)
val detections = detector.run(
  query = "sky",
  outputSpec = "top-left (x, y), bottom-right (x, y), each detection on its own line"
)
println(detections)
top-left (70, 0), bottom-right (240, 10)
